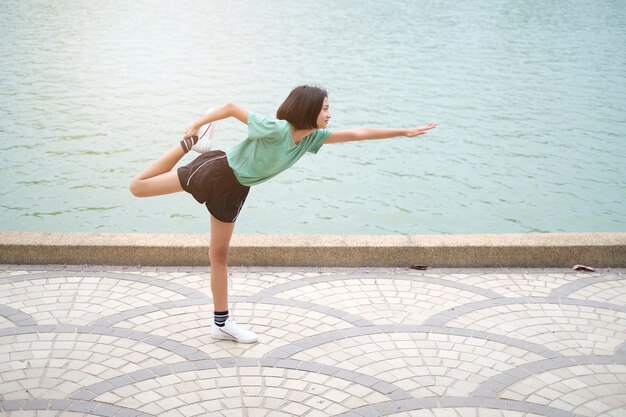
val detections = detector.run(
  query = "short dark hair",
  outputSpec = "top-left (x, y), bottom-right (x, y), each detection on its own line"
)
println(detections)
top-left (276, 85), bottom-right (328, 130)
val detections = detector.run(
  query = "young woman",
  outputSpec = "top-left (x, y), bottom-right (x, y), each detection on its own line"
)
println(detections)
top-left (130, 85), bottom-right (436, 343)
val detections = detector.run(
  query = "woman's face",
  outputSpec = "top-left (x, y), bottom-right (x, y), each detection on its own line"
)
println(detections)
top-left (316, 97), bottom-right (331, 129)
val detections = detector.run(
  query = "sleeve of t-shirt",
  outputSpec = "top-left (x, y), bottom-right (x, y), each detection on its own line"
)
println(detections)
top-left (305, 129), bottom-right (331, 154)
top-left (247, 111), bottom-right (279, 140)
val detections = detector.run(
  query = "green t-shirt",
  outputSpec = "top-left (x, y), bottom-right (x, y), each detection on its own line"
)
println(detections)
top-left (225, 111), bottom-right (331, 186)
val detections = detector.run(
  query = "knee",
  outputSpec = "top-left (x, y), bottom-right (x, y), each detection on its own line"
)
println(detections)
top-left (129, 177), bottom-right (144, 197)
top-left (209, 245), bottom-right (229, 266)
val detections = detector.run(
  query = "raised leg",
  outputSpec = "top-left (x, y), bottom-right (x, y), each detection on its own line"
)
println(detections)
top-left (209, 215), bottom-right (236, 312)
top-left (130, 144), bottom-right (185, 197)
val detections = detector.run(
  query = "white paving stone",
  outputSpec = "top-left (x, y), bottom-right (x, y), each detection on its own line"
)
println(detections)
top-left (0, 277), bottom-right (186, 325)
top-left (503, 364), bottom-right (626, 416)
top-left (293, 332), bottom-right (543, 398)
top-left (275, 277), bottom-right (488, 325)
top-left (569, 280), bottom-right (626, 305)
top-left (0, 333), bottom-right (186, 400)
top-left (1, 266), bottom-right (625, 416)
top-left (446, 303), bottom-right (626, 355)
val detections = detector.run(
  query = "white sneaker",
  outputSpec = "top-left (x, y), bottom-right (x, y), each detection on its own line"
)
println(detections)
top-left (191, 107), bottom-right (216, 153)
top-left (211, 318), bottom-right (258, 343)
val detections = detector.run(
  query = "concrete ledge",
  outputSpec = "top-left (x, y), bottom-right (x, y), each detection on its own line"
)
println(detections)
top-left (1, 232), bottom-right (625, 267)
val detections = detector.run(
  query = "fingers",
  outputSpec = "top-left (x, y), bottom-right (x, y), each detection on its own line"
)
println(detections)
top-left (407, 122), bottom-right (437, 138)
top-left (184, 127), bottom-right (199, 139)
top-left (418, 122), bottom-right (437, 133)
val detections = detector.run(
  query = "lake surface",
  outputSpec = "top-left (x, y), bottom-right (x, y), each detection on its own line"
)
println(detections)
top-left (1, 0), bottom-right (625, 234)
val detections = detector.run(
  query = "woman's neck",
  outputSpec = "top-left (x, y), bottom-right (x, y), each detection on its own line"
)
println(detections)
top-left (291, 127), bottom-right (315, 144)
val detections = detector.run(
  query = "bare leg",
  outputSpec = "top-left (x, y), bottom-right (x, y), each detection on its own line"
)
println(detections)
top-left (130, 144), bottom-right (185, 197)
top-left (208, 215), bottom-right (257, 343)
top-left (209, 215), bottom-right (236, 312)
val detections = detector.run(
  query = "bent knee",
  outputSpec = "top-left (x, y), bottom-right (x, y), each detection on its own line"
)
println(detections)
top-left (129, 177), bottom-right (145, 197)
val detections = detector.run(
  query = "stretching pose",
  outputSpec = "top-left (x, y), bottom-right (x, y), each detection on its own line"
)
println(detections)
top-left (129, 85), bottom-right (436, 343)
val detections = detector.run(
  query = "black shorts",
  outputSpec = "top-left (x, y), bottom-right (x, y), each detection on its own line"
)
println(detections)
top-left (177, 150), bottom-right (250, 223)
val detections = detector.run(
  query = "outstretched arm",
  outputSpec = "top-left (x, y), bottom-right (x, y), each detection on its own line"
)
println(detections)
top-left (184, 103), bottom-right (249, 137)
top-left (324, 122), bottom-right (436, 144)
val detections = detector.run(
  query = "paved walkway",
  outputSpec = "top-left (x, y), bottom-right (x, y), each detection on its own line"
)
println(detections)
top-left (0, 265), bottom-right (625, 417)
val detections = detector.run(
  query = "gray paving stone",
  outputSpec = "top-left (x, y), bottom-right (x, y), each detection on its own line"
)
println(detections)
top-left (387, 389), bottom-right (413, 401)
top-left (439, 397), bottom-right (465, 407)
top-left (296, 361), bottom-right (320, 373)
top-left (259, 357), bottom-right (279, 367)
top-left (472, 388), bottom-right (496, 397)
top-left (70, 389), bottom-right (97, 401)
top-left (279, 343), bottom-right (305, 355)
top-left (461, 397), bottom-right (483, 407)
top-left (480, 397), bottom-right (506, 409)
top-left (415, 397), bottom-right (439, 408)
top-left (296, 337), bottom-right (323, 350)
top-left (507, 400), bottom-right (533, 413)
top-left (0, 328), bottom-right (15, 336)
top-left (93, 327), bottom-right (115, 336)
top-left (50, 399), bottom-right (73, 410)
top-left (110, 374), bottom-right (136, 388)
top-left (335, 411), bottom-right (361, 417)
top-left (88, 381), bottom-right (115, 395)
top-left (187, 351), bottom-right (209, 361)
top-left (54, 323), bottom-right (78, 332)
top-left (371, 381), bottom-right (398, 395)
top-left (529, 403), bottom-right (552, 415)
top-left (373, 401), bottom-right (406, 415)
top-left (143, 335), bottom-right (168, 345)
top-left (92, 403), bottom-right (119, 417)
top-left (354, 406), bottom-right (381, 417)
top-left (236, 358), bottom-right (260, 367)
top-left (171, 344), bottom-right (197, 357)
top-left (193, 359), bottom-right (217, 368)
top-left (549, 409), bottom-right (577, 417)
top-left (334, 368), bottom-right (360, 382)
top-left (117, 409), bottom-right (143, 417)
top-left (136, 305), bottom-right (158, 314)
top-left (396, 398), bottom-right (425, 410)
top-left (215, 358), bottom-right (237, 368)
top-left (277, 359), bottom-right (302, 370)
top-left (3, 399), bottom-right (25, 411)
top-left (105, 314), bottom-right (127, 324)
top-left (508, 367), bottom-right (535, 379)
top-left (16, 326), bottom-right (38, 334)
top-left (159, 340), bottom-right (181, 351)
top-left (130, 369), bottom-right (157, 382)
top-left (68, 400), bottom-right (96, 413)
top-left (353, 374), bottom-right (380, 388)
top-left (269, 350), bottom-right (290, 359)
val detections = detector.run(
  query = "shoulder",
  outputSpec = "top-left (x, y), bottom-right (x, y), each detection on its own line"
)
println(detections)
top-left (248, 112), bottom-right (289, 139)
top-left (303, 128), bottom-right (331, 154)
top-left (312, 128), bottom-right (332, 140)
top-left (248, 112), bottom-right (288, 129)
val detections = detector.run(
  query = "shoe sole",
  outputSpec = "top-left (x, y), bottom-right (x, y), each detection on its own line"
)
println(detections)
top-left (211, 332), bottom-right (257, 344)
top-left (191, 107), bottom-right (216, 153)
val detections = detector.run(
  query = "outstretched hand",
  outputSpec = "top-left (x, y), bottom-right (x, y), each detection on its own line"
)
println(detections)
top-left (405, 122), bottom-right (437, 138)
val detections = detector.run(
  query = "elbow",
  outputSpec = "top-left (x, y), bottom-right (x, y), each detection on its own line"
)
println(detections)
top-left (223, 102), bottom-right (237, 114)
top-left (222, 102), bottom-right (247, 123)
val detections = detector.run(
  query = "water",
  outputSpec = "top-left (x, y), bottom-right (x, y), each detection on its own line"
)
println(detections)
top-left (1, 0), bottom-right (625, 235)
